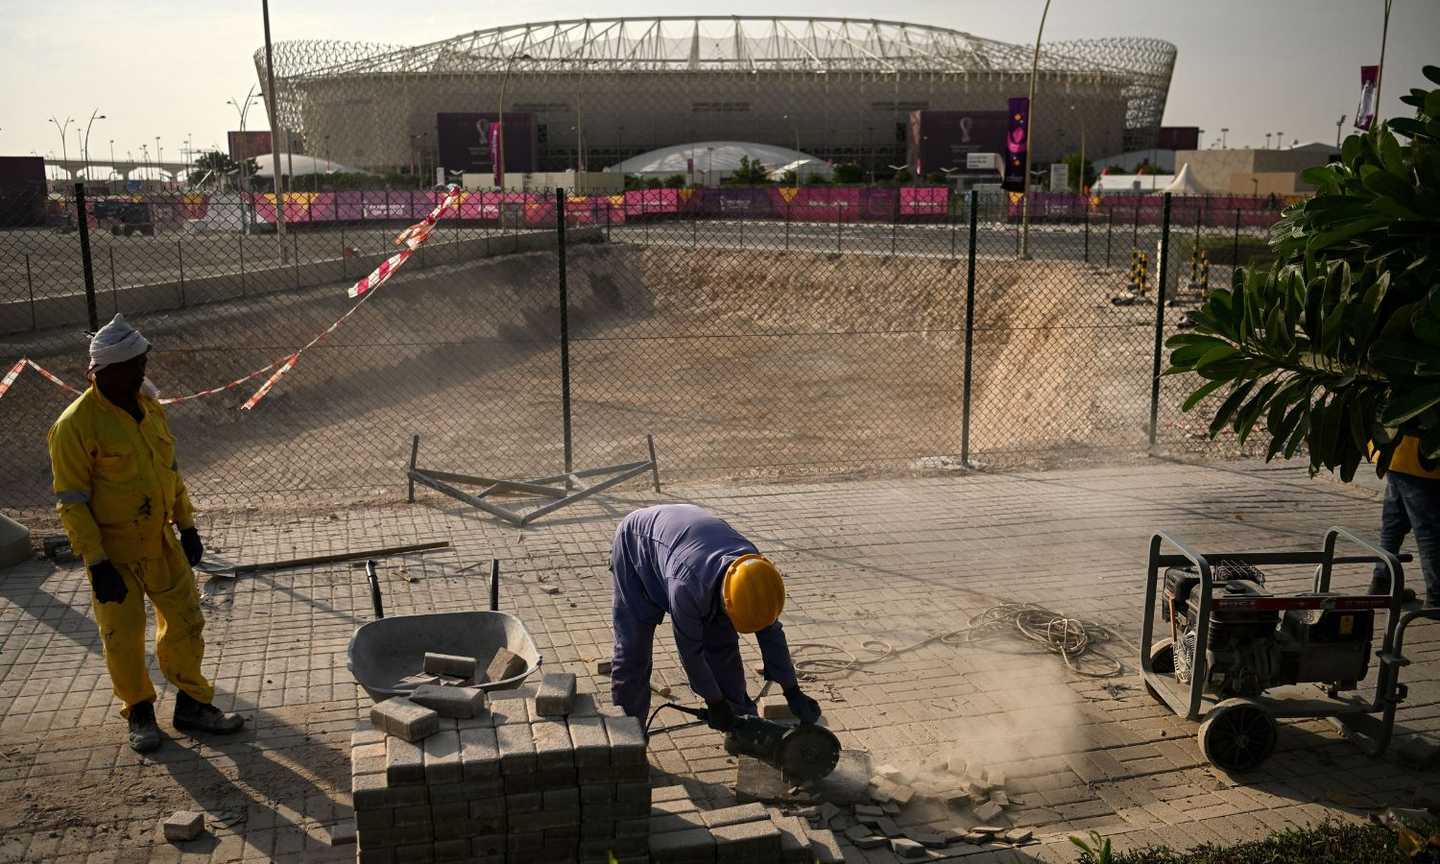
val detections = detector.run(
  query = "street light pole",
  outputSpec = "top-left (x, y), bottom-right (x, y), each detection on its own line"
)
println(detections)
top-left (1220, 127), bottom-right (1229, 149)
top-left (1019, 0), bottom-right (1054, 259)
top-left (83, 109), bottom-right (105, 171)
top-left (261, 0), bottom-right (289, 251)
top-left (50, 116), bottom-right (72, 170)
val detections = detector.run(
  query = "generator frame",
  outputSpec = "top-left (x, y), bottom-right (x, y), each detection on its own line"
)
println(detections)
top-left (1140, 526), bottom-right (1437, 771)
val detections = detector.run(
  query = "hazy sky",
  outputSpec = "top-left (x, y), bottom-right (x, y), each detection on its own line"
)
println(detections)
top-left (2, 0), bottom-right (1435, 164)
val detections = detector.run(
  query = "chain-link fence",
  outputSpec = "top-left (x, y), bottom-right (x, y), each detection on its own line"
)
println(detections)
top-left (2, 181), bottom-right (1288, 530)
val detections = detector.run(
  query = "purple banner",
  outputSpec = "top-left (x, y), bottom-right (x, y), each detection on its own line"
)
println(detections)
top-left (1354, 65), bottom-right (1379, 131)
top-left (1004, 97), bottom-right (1029, 192)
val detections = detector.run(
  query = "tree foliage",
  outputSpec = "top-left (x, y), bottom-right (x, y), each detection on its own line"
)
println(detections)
top-left (729, 155), bottom-right (771, 185)
top-left (1167, 65), bottom-right (1440, 480)
top-left (187, 150), bottom-right (256, 187)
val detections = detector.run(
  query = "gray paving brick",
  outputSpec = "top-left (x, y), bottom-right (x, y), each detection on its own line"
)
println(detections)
top-left (650, 827), bottom-right (716, 862)
top-left (410, 683), bottom-right (487, 719)
top-left (495, 721), bottom-right (538, 774)
top-left (507, 792), bottom-right (543, 814)
top-left (485, 647), bottom-right (528, 684)
top-left (395, 841), bottom-right (436, 862)
top-left (423, 729), bottom-right (463, 785)
top-left (432, 837), bottom-right (469, 862)
top-left (371, 697), bottom-right (440, 742)
top-left (423, 652), bottom-right (478, 680)
top-left (386, 737), bottom-right (426, 786)
top-left (568, 714), bottom-right (611, 770)
top-left (653, 811), bottom-right (709, 835)
top-left (803, 827), bottom-right (843, 864)
top-left (603, 715), bottom-right (647, 766)
top-left (352, 772), bottom-right (390, 811)
top-left (544, 787), bottom-right (580, 811)
top-left (532, 718), bottom-right (575, 771)
top-left (458, 725), bottom-right (501, 780)
top-left (710, 819), bottom-right (782, 860)
top-left (701, 802), bottom-right (769, 829)
top-left (536, 672), bottom-right (578, 716)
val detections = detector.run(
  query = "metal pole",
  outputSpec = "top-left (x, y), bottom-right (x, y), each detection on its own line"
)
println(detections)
top-left (785, 204), bottom-right (790, 253)
top-left (961, 190), bottom-right (979, 467)
top-left (239, 235), bottom-right (246, 296)
top-left (836, 207), bottom-right (842, 253)
top-left (1375, 0), bottom-right (1393, 121)
top-left (176, 240), bottom-right (186, 307)
top-left (1148, 193), bottom-right (1174, 448)
top-left (1232, 208), bottom-right (1241, 271)
top-left (1019, 0), bottom-right (1053, 259)
top-left (109, 247), bottom-right (117, 311)
top-left (25, 254), bottom-right (34, 331)
top-left (1106, 210), bottom-right (1113, 267)
top-left (261, 0), bottom-right (288, 259)
top-left (75, 182), bottom-right (98, 331)
top-left (1083, 211), bottom-right (1090, 264)
top-left (1132, 201), bottom-right (1140, 249)
top-left (489, 559), bottom-right (501, 612)
top-left (556, 189), bottom-right (574, 484)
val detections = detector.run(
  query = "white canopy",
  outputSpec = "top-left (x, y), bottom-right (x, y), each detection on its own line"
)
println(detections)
top-left (1091, 172), bottom-right (1176, 195)
top-left (607, 141), bottom-right (833, 181)
top-left (252, 153), bottom-right (364, 178)
top-left (1161, 163), bottom-right (1202, 195)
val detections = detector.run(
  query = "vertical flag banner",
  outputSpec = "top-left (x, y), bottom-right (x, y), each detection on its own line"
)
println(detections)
top-left (1004, 97), bottom-right (1030, 191)
top-left (489, 122), bottom-right (504, 188)
top-left (1355, 65), bottom-right (1379, 130)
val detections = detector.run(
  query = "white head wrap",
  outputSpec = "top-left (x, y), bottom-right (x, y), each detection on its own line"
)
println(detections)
top-left (88, 314), bottom-right (150, 373)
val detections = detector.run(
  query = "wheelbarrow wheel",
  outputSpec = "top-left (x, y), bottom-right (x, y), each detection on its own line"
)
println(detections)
top-left (1143, 638), bottom-right (1175, 703)
top-left (1199, 698), bottom-right (1276, 772)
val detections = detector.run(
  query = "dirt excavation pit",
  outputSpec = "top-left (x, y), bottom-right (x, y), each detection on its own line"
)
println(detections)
top-left (2, 242), bottom-right (1179, 517)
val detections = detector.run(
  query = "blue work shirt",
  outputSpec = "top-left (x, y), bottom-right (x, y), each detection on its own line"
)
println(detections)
top-left (612, 504), bottom-right (797, 705)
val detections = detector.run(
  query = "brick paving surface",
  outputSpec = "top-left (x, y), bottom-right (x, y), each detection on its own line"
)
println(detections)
top-left (2, 459), bottom-right (1438, 862)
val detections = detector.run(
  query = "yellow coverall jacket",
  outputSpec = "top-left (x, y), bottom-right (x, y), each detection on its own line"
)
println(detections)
top-left (47, 386), bottom-right (214, 714)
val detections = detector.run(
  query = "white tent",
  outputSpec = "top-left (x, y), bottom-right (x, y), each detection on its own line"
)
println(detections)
top-left (607, 141), bottom-right (833, 184)
top-left (252, 153), bottom-right (364, 178)
top-left (1091, 172), bottom-right (1176, 196)
top-left (1161, 163), bottom-right (1202, 195)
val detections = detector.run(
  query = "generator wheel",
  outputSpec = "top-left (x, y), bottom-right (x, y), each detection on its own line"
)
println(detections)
top-left (1199, 698), bottom-right (1276, 772)
top-left (1142, 638), bottom-right (1175, 703)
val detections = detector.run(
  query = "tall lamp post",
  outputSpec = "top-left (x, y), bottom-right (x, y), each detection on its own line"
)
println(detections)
top-left (50, 116), bottom-right (73, 174)
top-left (1019, 0), bottom-right (1054, 259)
top-left (83, 109), bottom-right (106, 170)
top-left (496, 50), bottom-right (534, 189)
top-left (1220, 127), bottom-right (1229, 149)
top-left (228, 86), bottom-right (261, 195)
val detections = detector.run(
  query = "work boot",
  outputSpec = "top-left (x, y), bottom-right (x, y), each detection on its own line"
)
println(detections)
top-left (172, 690), bottom-right (245, 735)
top-left (127, 700), bottom-right (161, 754)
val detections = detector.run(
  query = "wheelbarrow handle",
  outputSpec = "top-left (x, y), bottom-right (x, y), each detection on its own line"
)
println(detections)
top-left (490, 558), bottom-right (500, 612)
top-left (366, 560), bottom-right (385, 619)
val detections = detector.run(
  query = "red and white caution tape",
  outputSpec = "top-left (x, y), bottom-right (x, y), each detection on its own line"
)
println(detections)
top-left (2, 184), bottom-right (463, 410)
top-left (0, 358), bottom-right (26, 400)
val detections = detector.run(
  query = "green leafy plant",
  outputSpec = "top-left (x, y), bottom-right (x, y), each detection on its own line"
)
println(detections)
top-left (1071, 830), bottom-right (1114, 864)
top-left (1168, 65), bottom-right (1440, 479)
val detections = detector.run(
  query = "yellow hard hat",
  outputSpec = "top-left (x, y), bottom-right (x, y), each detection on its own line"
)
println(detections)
top-left (722, 554), bottom-right (785, 633)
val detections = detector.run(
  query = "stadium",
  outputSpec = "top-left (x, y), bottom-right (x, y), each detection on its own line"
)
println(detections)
top-left (257, 17), bottom-right (1177, 179)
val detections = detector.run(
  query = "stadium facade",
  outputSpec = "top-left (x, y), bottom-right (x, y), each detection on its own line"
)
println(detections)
top-left (256, 18), bottom-right (1177, 179)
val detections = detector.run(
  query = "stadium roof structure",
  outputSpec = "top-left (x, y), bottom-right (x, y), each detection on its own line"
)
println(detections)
top-left (266, 17), bottom-right (1175, 80)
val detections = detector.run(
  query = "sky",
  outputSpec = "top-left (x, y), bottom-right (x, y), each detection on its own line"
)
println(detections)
top-left (1, 0), bottom-right (1435, 165)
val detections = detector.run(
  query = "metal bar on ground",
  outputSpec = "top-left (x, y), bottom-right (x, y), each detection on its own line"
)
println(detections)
top-left (233, 541), bottom-right (450, 575)
top-left (413, 468), bottom-right (567, 498)
top-left (520, 461), bottom-right (656, 525)
top-left (410, 470), bottom-right (526, 526)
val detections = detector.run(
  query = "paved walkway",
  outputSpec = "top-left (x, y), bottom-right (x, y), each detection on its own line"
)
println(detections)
top-left (1, 459), bottom-right (1436, 863)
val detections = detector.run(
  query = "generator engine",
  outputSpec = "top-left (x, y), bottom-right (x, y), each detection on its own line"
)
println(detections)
top-left (1161, 562), bottom-right (1373, 697)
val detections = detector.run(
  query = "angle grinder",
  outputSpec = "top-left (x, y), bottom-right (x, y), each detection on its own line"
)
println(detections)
top-left (656, 704), bottom-right (843, 784)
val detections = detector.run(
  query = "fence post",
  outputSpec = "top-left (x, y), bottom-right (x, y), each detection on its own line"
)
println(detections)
top-left (836, 206), bottom-right (842, 253)
top-left (1232, 208), bottom-right (1241, 271)
top-left (25, 254), bottom-right (34, 331)
top-left (1106, 211), bottom-right (1113, 267)
top-left (556, 189), bottom-right (574, 485)
top-left (950, 205), bottom-right (957, 259)
top-left (1148, 193), bottom-right (1174, 448)
top-left (961, 189), bottom-right (979, 468)
top-left (1132, 201), bottom-right (1140, 249)
top-left (890, 214), bottom-right (897, 256)
top-left (292, 231), bottom-right (300, 287)
top-left (784, 204), bottom-right (790, 253)
top-left (108, 247), bottom-right (117, 312)
top-left (341, 225), bottom-right (347, 279)
top-left (176, 240), bottom-right (186, 307)
top-left (737, 214), bottom-right (743, 250)
top-left (238, 235), bottom-right (246, 296)
top-left (1083, 211), bottom-right (1091, 264)
top-left (75, 182), bottom-right (99, 331)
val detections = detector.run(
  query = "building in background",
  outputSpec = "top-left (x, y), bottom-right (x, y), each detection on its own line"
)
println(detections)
top-left (256, 18), bottom-right (1177, 182)
top-left (1173, 142), bottom-right (1338, 195)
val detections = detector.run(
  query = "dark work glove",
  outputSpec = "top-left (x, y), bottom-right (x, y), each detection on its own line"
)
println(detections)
top-left (784, 685), bottom-right (822, 724)
top-left (90, 560), bottom-right (128, 605)
top-left (704, 699), bottom-right (735, 733)
top-left (179, 528), bottom-right (204, 566)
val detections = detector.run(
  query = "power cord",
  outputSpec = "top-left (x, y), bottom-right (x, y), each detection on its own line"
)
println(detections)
top-left (789, 602), bottom-right (1126, 680)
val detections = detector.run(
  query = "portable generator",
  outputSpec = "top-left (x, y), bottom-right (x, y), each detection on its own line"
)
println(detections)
top-left (1140, 527), bottom-right (1436, 772)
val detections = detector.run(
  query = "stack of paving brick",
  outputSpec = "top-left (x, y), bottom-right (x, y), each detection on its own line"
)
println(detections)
top-left (648, 785), bottom-right (843, 863)
top-left (350, 664), bottom-right (650, 864)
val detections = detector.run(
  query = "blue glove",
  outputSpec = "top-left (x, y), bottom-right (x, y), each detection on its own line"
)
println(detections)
top-left (784, 685), bottom-right (821, 724)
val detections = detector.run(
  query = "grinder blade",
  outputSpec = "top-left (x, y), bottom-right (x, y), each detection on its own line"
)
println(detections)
top-left (777, 723), bottom-right (842, 784)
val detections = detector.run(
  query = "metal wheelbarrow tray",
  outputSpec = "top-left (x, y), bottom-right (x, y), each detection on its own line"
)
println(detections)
top-left (347, 559), bottom-right (543, 702)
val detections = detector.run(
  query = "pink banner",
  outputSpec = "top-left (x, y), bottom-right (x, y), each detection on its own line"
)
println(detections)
top-left (899, 187), bottom-right (948, 217)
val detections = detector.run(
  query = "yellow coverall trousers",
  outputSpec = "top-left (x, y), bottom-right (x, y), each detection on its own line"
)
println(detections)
top-left (92, 535), bottom-right (214, 717)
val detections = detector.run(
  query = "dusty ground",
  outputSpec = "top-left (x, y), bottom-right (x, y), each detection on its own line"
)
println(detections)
top-left (2, 240), bottom-right (1229, 528)
top-left (0, 462), bottom-right (1434, 863)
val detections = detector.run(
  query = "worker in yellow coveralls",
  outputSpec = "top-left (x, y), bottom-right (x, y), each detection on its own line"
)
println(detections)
top-left (47, 314), bottom-right (244, 753)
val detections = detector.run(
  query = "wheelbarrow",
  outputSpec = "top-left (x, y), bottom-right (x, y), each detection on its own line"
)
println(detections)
top-left (347, 558), bottom-right (543, 703)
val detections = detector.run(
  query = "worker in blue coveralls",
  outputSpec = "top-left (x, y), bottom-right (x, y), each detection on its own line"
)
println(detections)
top-left (609, 504), bottom-right (821, 732)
